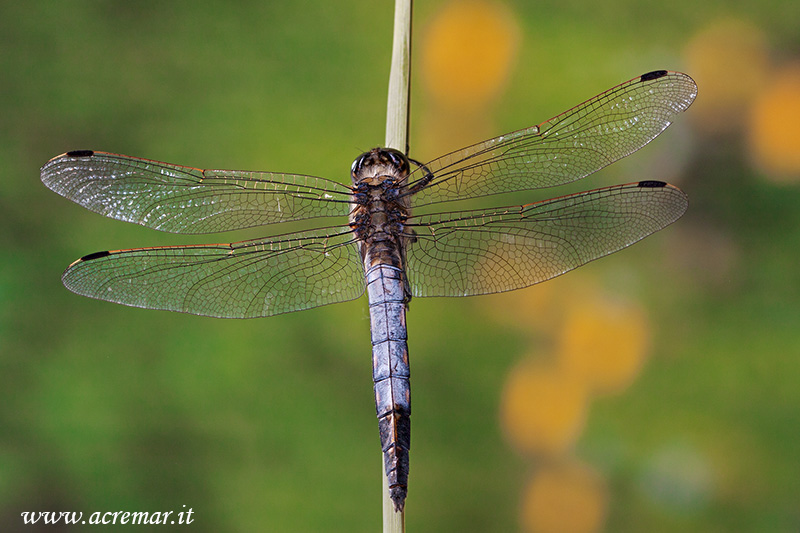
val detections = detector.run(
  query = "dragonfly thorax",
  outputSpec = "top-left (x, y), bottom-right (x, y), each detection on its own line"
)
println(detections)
top-left (349, 148), bottom-right (413, 274)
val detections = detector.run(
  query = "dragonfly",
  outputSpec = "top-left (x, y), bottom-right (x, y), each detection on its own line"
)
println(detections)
top-left (41, 70), bottom-right (696, 512)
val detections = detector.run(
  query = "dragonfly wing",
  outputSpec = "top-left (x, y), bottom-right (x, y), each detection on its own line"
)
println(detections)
top-left (62, 227), bottom-right (364, 318)
top-left (408, 71), bottom-right (697, 206)
top-left (41, 151), bottom-right (353, 234)
top-left (406, 181), bottom-right (688, 297)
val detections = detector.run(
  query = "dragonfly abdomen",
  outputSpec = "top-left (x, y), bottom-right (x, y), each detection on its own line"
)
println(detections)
top-left (367, 263), bottom-right (411, 512)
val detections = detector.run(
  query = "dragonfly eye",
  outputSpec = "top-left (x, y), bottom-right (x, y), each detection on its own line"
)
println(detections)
top-left (351, 153), bottom-right (368, 177)
top-left (383, 149), bottom-right (409, 173)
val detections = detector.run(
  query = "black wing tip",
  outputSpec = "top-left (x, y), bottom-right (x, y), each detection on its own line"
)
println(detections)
top-left (641, 70), bottom-right (669, 82)
top-left (638, 180), bottom-right (668, 188)
top-left (65, 149), bottom-right (95, 158)
top-left (78, 250), bottom-right (112, 262)
top-left (42, 149), bottom-right (94, 172)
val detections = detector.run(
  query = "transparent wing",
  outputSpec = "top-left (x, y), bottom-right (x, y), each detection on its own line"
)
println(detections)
top-left (41, 150), bottom-right (353, 234)
top-left (406, 181), bottom-right (688, 297)
top-left (407, 71), bottom-right (697, 207)
top-left (62, 227), bottom-right (364, 318)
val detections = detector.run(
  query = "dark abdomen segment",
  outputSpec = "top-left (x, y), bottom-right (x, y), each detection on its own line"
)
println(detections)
top-left (367, 263), bottom-right (411, 511)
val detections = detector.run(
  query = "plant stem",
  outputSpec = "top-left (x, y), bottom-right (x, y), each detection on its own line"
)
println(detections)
top-left (382, 1), bottom-right (411, 532)
top-left (384, 0), bottom-right (412, 153)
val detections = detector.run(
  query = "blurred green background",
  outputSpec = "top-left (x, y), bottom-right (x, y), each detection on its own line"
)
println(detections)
top-left (2, 0), bottom-right (799, 531)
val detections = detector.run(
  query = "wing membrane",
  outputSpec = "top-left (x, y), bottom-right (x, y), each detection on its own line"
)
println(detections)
top-left (406, 181), bottom-right (688, 297)
top-left (41, 151), bottom-right (353, 234)
top-left (62, 227), bottom-right (364, 318)
top-left (407, 71), bottom-right (697, 206)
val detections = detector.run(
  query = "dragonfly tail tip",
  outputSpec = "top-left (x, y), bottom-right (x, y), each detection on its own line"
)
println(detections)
top-left (390, 486), bottom-right (407, 512)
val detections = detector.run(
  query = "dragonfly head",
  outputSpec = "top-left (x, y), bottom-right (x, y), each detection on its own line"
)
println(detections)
top-left (351, 148), bottom-right (410, 186)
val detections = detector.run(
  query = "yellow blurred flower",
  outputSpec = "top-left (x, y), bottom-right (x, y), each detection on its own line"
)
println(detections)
top-left (419, 0), bottom-right (520, 152)
top-left (520, 460), bottom-right (608, 533)
top-left (556, 293), bottom-right (650, 396)
top-left (500, 359), bottom-right (587, 456)
top-left (421, 0), bottom-right (519, 109)
top-left (684, 18), bottom-right (770, 134)
top-left (748, 62), bottom-right (800, 182)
